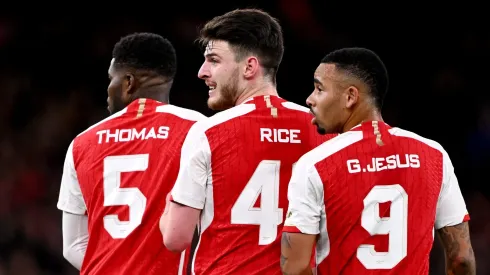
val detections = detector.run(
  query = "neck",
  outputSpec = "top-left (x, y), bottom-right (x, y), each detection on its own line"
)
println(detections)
top-left (132, 81), bottom-right (172, 104)
top-left (342, 103), bottom-right (383, 133)
top-left (235, 81), bottom-right (279, 105)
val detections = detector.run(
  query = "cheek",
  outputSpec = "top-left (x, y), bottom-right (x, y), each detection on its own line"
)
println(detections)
top-left (318, 93), bottom-right (340, 116)
top-left (108, 81), bottom-right (117, 95)
top-left (108, 81), bottom-right (123, 97)
top-left (215, 67), bottom-right (226, 79)
top-left (317, 93), bottom-right (332, 111)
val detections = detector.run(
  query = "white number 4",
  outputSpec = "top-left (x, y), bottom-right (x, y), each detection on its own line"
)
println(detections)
top-left (231, 160), bottom-right (284, 245)
top-left (357, 184), bottom-right (408, 269)
top-left (103, 154), bottom-right (148, 239)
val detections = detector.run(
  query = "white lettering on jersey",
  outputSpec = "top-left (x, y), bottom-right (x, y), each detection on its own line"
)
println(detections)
top-left (347, 154), bottom-right (420, 173)
top-left (96, 126), bottom-right (170, 144)
top-left (259, 128), bottom-right (301, 144)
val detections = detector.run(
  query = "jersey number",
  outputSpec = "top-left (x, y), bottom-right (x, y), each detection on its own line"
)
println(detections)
top-left (231, 160), bottom-right (294, 245)
top-left (103, 154), bottom-right (148, 239)
top-left (357, 184), bottom-right (408, 269)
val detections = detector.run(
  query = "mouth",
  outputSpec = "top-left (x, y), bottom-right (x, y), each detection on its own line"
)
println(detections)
top-left (207, 84), bottom-right (217, 95)
top-left (309, 109), bottom-right (317, 124)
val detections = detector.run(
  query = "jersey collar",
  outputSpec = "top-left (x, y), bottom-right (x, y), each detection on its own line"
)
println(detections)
top-left (239, 95), bottom-right (282, 105)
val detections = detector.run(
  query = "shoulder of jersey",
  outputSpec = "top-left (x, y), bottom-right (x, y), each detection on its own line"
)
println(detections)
top-left (75, 108), bottom-right (129, 139)
top-left (388, 127), bottom-right (446, 154)
top-left (190, 103), bottom-right (257, 133)
top-left (155, 104), bottom-right (206, 122)
top-left (296, 126), bottom-right (449, 171)
top-left (280, 100), bottom-right (311, 115)
top-left (193, 100), bottom-right (311, 129)
top-left (74, 105), bottom-right (206, 139)
top-left (296, 130), bottom-right (364, 170)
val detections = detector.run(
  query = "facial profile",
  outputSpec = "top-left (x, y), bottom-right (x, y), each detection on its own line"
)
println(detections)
top-left (306, 63), bottom-right (356, 134)
top-left (197, 40), bottom-right (242, 111)
top-left (107, 58), bottom-right (129, 114)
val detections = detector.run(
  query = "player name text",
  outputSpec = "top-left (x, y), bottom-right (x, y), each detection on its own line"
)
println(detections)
top-left (347, 154), bottom-right (420, 173)
top-left (96, 126), bottom-right (170, 144)
top-left (260, 128), bottom-right (301, 144)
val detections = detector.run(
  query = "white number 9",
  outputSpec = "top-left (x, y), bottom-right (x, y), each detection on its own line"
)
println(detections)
top-left (357, 184), bottom-right (408, 269)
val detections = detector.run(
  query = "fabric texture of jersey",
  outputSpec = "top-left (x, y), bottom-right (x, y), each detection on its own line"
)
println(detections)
top-left (283, 121), bottom-right (470, 275)
top-left (57, 98), bottom-right (205, 275)
top-left (171, 95), bottom-right (335, 275)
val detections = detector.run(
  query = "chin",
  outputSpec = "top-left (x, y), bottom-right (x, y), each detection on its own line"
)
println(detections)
top-left (316, 126), bottom-right (327, 135)
top-left (207, 96), bottom-right (233, 111)
top-left (207, 98), bottom-right (221, 111)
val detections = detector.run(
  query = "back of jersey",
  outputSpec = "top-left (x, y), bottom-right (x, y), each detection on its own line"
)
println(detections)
top-left (58, 99), bottom-right (205, 275)
top-left (191, 96), bottom-right (333, 274)
top-left (308, 121), bottom-right (469, 274)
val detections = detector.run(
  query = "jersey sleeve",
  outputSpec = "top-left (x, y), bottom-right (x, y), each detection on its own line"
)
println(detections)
top-left (283, 158), bottom-right (324, 235)
top-left (57, 140), bottom-right (87, 215)
top-left (170, 122), bottom-right (211, 210)
top-left (434, 150), bottom-right (470, 229)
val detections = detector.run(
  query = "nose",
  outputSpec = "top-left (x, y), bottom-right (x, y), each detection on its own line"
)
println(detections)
top-left (197, 62), bottom-right (210, 80)
top-left (306, 92), bottom-right (314, 107)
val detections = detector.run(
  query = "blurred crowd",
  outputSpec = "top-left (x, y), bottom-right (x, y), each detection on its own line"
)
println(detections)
top-left (0, 3), bottom-right (489, 274)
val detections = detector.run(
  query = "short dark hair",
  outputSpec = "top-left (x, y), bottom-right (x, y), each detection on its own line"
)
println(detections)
top-left (322, 47), bottom-right (389, 109)
top-left (112, 32), bottom-right (177, 79)
top-left (197, 9), bottom-right (284, 81)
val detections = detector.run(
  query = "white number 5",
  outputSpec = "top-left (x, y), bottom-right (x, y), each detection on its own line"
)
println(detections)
top-left (103, 154), bottom-right (148, 239)
top-left (357, 184), bottom-right (408, 269)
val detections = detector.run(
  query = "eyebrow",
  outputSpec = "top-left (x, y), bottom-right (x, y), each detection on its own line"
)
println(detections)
top-left (313, 78), bottom-right (323, 86)
top-left (205, 53), bottom-right (219, 58)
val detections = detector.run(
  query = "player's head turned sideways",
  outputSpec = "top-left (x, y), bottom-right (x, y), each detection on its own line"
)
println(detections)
top-left (107, 32), bottom-right (177, 114)
top-left (196, 9), bottom-right (284, 111)
top-left (307, 47), bottom-right (389, 134)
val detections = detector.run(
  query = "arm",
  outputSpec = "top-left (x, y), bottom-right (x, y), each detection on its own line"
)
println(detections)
top-left (62, 212), bottom-right (89, 270)
top-left (435, 150), bottom-right (475, 275)
top-left (160, 124), bottom-right (210, 252)
top-left (281, 233), bottom-right (316, 275)
top-left (159, 193), bottom-right (200, 252)
top-left (281, 159), bottom-right (323, 275)
top-left (437, 222), bottom-right (475, 275)
top-left (57, 140), bottom-right (88, 269)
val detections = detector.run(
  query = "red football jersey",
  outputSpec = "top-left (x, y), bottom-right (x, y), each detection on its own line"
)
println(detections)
top-left (57, 98), bottom-right (205, 275)
top-left (170, 95), bottom-right (335, 274)
top-left (283, 121), bottom-right (470, 275)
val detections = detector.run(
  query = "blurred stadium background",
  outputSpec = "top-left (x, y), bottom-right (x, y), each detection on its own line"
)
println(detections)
top-left (0, 2), bottom-right (489, 275)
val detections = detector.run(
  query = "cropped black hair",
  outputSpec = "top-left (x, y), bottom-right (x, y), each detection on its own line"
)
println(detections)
top-left (112, 32), bottom-right (177, 79)
top-left (322, 47), bottom-right (388, 109)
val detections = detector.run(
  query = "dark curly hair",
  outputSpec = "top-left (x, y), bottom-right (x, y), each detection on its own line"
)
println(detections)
top-left (112, 32), bottom-right (177, 79)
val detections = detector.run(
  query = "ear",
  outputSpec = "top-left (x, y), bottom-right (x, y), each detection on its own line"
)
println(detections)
top-left (345, 86), bottom-right (359, 109)
top-left (243, 56), bottom-right (260, 79)
top-left (123, 73), bottom-right (137, 95)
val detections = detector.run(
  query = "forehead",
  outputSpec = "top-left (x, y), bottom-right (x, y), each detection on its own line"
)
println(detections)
top-left (314, 63), bottom-right (339, 83)
top-left (314, 63), bottom-right (352, 88)
top-left (204, 40), bottom-right (233, 57)
top-left (108, 58), bottom-right (116, 74)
